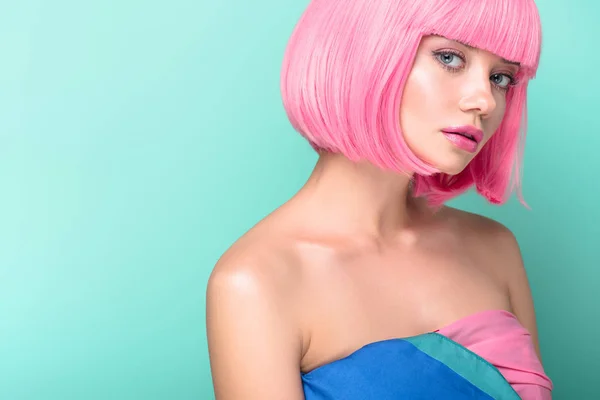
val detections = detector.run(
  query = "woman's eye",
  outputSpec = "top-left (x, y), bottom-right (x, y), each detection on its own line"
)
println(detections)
top-left (491, 73), bottom-right (512, 88)
top-left (436, 52), bottom-right (464, 68)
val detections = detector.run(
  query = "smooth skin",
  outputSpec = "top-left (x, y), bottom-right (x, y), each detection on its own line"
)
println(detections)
top-left (206, 35), bottom-right (543, 400)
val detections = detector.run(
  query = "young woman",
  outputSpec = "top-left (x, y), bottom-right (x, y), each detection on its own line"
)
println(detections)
top-left (207, 0), bottom-right (553, 398)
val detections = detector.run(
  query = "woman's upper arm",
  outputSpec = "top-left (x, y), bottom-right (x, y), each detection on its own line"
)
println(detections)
top-left (206, 259), bottom-right (306, 400)
top-left (492, 223), bottom-right (543, 361)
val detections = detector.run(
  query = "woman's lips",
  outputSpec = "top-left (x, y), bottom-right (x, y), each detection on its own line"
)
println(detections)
top-left (441, 126), bottom-right (484, 153)
top-left (442, 131), bottom-right (480, 153)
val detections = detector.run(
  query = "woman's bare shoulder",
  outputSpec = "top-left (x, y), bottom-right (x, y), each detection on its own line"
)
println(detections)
top-left (206, 220), bottom-right (307, 399)
top-left (440, 206), bottom-right (542, 358)
top-left (209, 216), bottom-right (304, 292)
top-left (436, 205), bottom-right (523, 285)
top-left (438, 205), bottom-right (516, 239)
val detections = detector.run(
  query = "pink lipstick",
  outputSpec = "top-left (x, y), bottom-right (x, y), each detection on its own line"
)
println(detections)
top-left (441, 125), bottom-right (484, 153)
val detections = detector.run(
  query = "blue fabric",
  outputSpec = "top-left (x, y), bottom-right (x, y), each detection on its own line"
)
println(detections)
top-left (301, 337), bottom-right (495, 400)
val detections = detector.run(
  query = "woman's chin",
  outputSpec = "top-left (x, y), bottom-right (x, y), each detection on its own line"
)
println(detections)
top-left (417, 150), bottom-right (474, 176)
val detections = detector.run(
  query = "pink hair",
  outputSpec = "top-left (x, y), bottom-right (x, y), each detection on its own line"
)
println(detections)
top-left (280, 0), bottom-right (542, 207)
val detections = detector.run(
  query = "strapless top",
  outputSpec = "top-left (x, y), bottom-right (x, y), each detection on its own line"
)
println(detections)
top-left (301, 309), bottom-right (553, 399)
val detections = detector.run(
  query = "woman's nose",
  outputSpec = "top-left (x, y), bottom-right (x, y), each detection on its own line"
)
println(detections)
top-left (458, 78), bottom-right (497, 118)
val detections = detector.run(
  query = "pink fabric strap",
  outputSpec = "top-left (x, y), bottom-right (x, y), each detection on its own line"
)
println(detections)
top-left (436, 309), bottom-right (553, 400)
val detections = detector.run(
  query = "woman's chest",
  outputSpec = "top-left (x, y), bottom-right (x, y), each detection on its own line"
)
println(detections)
top-left (298, 239), bottom-right (511, 373)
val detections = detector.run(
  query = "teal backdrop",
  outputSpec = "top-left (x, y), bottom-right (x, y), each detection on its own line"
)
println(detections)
top-left (0, 1), bottom-right (597, 399)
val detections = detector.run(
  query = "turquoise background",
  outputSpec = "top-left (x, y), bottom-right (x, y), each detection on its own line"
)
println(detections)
top-left (0, 1), bottom-right (597, 399)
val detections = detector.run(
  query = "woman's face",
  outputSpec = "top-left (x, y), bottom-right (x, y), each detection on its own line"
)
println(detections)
top-left (400, 35), bottom-right (521, 175)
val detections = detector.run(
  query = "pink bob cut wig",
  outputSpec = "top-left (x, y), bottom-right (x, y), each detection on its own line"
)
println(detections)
top-left (280, 0), bottom-right (542, 208)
